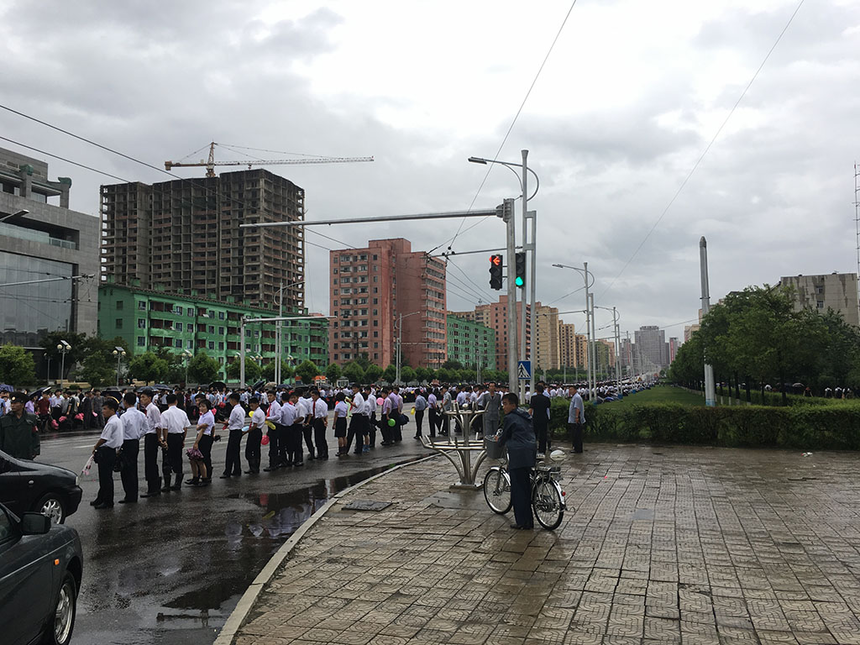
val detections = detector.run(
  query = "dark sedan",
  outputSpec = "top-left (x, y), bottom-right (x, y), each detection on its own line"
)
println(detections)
top-left (0, 504), bottom-right (82, 645)
top-left (0, 449), bottom-right (82, 524)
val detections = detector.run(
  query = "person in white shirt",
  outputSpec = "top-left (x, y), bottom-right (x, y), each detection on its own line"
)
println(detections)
top-left (413, 391), bottom-right (428, 439)
top-left (245, 397), bottom-right (265, 474)
top-left (298, 390), bottom-right (316, 460)
top-left (310, 389), bottom-right (329, 459)
top-left (139, 389), bottom-right (164, 498)
top-left (189, 399), bottom-right (215, 486)
top-left (119, 391), bottom-right (147, 504)
top-left (90, 396), bottom-right (124, 509)
top-left (281, 391), bottom-right (303, 467)
top-left (346, 384), bottom-right (366, 454)
top-left (263, 391), bottom-right (282, 472)
top-left (160, 393), bottom-right (190, 490)
top-left (221, 392), bottom-right (246, 478)
top-left (333, 392), bottom-right (349, 456)
top-left (366, 387), bottom-right (378, 448)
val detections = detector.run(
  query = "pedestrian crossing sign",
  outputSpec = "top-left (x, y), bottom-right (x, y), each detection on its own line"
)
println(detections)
top-left (517, 360), bottom-right (531, 380)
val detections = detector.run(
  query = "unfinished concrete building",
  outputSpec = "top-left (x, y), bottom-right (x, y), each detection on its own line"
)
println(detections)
top-left (100, 169), bottom-right (304, 311)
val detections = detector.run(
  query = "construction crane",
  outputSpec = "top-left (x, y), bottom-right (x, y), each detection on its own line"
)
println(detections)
top-left (164, 142), bottom-right (374, 177)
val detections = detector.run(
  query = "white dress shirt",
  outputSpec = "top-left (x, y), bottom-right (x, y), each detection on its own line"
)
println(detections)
top-left (121, 407), bottom-right (148, 440)
top-left (227, 403), bottom-right (246, 431)
top-left (100, 415), bottom-right (124, 449)
top-left (145, 402), bottom-right (162, 435)
top-left (162, 405), bottom-right (190, 434)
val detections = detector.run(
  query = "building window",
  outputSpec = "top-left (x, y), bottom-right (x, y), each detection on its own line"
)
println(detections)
top-left (208, 325), bottom-right (215, 334)
top-left (218, 327), bottom-right (225, 335)
top-left (116, 318), bottom-right (123, 329)
top-left (138, 301), bottom-right (146, 311)
top-left (815, 285), bottom-right (824, 295)
top-left (187, 308), bottom-right (194, 317)
top-left (137, 319), bottom-right (146, 329)
top-left (174, 339), bottom-right (182, 348)
top-left (137, 337), bottom-right (145, 347)
top-left (116, 300), bottom-right (124, 310)
top-left (187, 340), bottom-right (193, 349)
top-left (208, 341), bottom-right (215, 350)
top-left (219, 312), bottom-right (225, 320)
top-left (817, 300), bottom-right (825, 309)
top-left (175, 322), bottom-right (183, 332)
top-left (218, 342), bottom-right (224, 350)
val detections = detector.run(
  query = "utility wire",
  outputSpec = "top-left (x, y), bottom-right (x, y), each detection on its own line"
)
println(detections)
top-left (600, 0), bottom-right (806, 297)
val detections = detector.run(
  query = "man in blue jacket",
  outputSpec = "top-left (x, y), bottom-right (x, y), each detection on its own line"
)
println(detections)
top-left (499, 392), bottom-right (536, 530)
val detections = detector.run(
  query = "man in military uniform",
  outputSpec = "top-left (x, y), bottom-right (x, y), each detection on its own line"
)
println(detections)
top-left (0, 392), bottom-right (41, 460)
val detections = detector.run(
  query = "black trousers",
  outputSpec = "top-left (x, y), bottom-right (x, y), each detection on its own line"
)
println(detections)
top-left (245, 428), bottom-right (262, 472)
top-left (568, 422), bottom-right (583, 453)
top-left (394, 414), bottom-right (403, 442)
top-left (120, 439), bottom-right (139, 501)
top-left (313, 418), bottom-right (328, 458)
top-left (414, 409), bottom-right (424, 437)
top-left (346, 415), bottom-right (365, 453)
top-left (286, 423), bottom-right (303, 465)
top-left (368, 412), bottom-right (377, 446)
top-left (509, 466), bottom-right (534, 529)
top-left (143, 433), bottom-right (162, 492)
top-left (428, 408), bottom-right (438, 437)
top-left (95, 446), bottom-right (116, 505)
top-left (302, 423), bottom-right (315, 458)
top-left (224, 429), bottom-right (244, 476)
top-left (534, 420), bottom-right (550, 454)
top-left (199, 434), bottom-right (214, 478)
top-left (166, 433), bottom-right (184, 478)
top-left (268, 425), bottom-right (282, 467)
top-left (441, 411), bottom-right (450, 435)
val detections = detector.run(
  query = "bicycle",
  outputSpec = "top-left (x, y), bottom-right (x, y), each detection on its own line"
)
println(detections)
top-left (482, 450), bottom-right (567, 530)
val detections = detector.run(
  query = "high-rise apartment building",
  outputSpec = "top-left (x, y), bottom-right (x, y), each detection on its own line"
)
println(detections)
top-left (451, 294), bottom-right (531, 373)
top-left (575, 334), bottom-right (588, 368)
top-left (329, 239), bottom-right (446, 369)
top-left (668, 337), bottom-right (679, 363)
top-left (446, 315), bottom-right (495, 371)
top-left (779, 272), bottom-right (860, 327)
top-left (100, 169), bottom-right (305, 311)
top-left (534, 303), bottom-right (560, 370)
top-left (0, 147), bottom-right (99, 376)
top-left (634, 325), bottom-right (668, 370)
top-left (559, 322), bottom-right (577, 368)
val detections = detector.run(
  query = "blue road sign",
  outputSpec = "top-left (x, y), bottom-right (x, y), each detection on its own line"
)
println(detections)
top-left (517, 360), bottom-right (531, 380)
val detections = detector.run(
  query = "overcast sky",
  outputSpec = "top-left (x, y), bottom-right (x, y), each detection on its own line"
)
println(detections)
top-left (2, 0), bottom-right (859, 342)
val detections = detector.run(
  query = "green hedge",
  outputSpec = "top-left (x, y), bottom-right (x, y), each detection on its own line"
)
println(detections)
top-left (548, 399), bottom-right (860, 450)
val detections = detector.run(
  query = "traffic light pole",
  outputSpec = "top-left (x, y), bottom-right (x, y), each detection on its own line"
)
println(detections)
top-left (519, 152), bottom-right (528, 402)
top-left (503, 198), bottom-right (518, 396)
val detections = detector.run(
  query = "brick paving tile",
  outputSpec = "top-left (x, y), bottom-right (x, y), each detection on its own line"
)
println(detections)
top-left (230, 446), bottom-right (860, 645)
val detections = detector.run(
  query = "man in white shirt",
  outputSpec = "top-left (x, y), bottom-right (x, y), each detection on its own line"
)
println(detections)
top-left (139, 389), bottom-right (164, 498)
top-left (222, 392), bottom-right (246, 478)
top-left (90, 396), bottom-right (124, 509)
top-left (311, 389), bottom-right (329, 459)
top-left (413, 390), bottom-right (428, 439)
top-left (347, 384), bottom-right (365, 454)
top-left (282, 391), bottom-right (302, 467)
top-left (160, 393), bottom-right (190, 491)
top-left (366, 387), bottom-right (378, 448)
top-left (118, 391), bottom-right (147, 504)
top-left (245, 397), bottom-right (265, 473)
top-left (298, 390), bottom-right (316, 460)
top-left (263, 391), bottom-right (282, 472)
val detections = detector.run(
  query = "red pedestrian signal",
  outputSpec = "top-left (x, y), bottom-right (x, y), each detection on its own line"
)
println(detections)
top-left (489, 254), bottom-right (503, 290)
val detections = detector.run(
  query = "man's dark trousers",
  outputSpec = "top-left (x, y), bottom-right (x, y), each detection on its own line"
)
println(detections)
top-left (346, 415), bottom-right (363, 453)
top-left (245, 428), bottom-right (262, 472)
top-left (119, 438), bottom-right (139, 502)
top-left (534, 419), bottom-right (549, 454)
top-left (428, 408), bottom-right (438, 437)
top-left (95, 446), bottom-right (116, 506)
top-left (143, 433), bottom-right (161, 494)
top-left (224, 429), bottom-right (243, 476)
top-left (414, 409), bottom-right (424, 437)
top-left (368, 412), bottom-right (377, 447)
top-left (287, 423), bottom-right (303, 465)
top-left (268, 425), bottom-right (282, 468)
top-left (313, 418), bottom-right (328, 459)
top-left (302, 422), bottom-right (315, 459)
top-left (165, 433), bottom-right (184, 482)
top-left (509, 466), bottom-right (534, 529)
top-left (568, 422), bottom-right (583, 453)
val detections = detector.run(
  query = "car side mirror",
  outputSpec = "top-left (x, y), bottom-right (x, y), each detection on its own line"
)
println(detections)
top-left (21, 512), bottom-right (51, 535)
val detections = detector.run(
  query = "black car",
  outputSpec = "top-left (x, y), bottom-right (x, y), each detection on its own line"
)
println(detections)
top-left (0, 503), bottom-right (82, 645)
top-left (0, 449), bottom-right (82, 524)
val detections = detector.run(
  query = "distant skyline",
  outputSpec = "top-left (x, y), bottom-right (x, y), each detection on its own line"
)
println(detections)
top-left (1, 0), bottom-right (858, 341)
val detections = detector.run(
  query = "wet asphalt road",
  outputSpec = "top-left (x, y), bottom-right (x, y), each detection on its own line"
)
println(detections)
top-left (40, 412), bottom-right (430, 645)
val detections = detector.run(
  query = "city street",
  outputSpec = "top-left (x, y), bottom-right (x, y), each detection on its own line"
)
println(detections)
top-left (39, 415), bottom-right (430, 645)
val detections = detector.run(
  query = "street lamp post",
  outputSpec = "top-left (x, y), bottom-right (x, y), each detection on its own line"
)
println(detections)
top-left (553, 263), bottom-right (595, 400)
top-left (56, 340), bottom-right (70, 385)
top-left (112, 347), bottom-right (126, 387)
top-left (182, 350), bottom-right (193, 385)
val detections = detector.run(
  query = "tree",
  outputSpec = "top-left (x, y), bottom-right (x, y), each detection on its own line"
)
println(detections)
top-left (226, 357), bottom-right (261, 382)
top-left (188, 352), bottom-right (221, 384)
top-left (442, 360), bottom-right (463, 371)
top-left (401, 366), bottom-right (416, 384)
top-left (415, 367), bottom-right (430, 383)
top-left (0, 344), bottom-right (35, 387)
top-left (355, 354), bottom-right (372, 371)
top-left (39, 331), bottom-right (88, 376)
top-left (382, 364), bottom-right (397, 383)
top-left (364, 364), bottom-right (383, 383)
top-left (343, 361), bottom-right (365, 384)
top-left (262, 359), bottom-right (293, 383)
top-left (77, 352), bottom-right (116, 388)
top-left (436, 368), bottom-right (453, 384)
top-left (295, 360), bottom-right (319, 384)
top-left (325, 363), bottom-right (341, 382)
top-left (127, 352), bottom-right (169, 383)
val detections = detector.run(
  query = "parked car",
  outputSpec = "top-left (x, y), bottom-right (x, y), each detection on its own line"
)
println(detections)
top-left (0, 503), bottom-right (82, 644)
top-left (0, 449), bottom-right (82, 524)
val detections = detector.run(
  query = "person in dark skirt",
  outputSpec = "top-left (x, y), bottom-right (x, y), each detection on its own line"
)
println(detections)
top-left (333, 392), bottom-right (348, 455)
top-left (245, 397), bottom-right (264, 474)
top-left (499, 392), bottom-right (537, 530)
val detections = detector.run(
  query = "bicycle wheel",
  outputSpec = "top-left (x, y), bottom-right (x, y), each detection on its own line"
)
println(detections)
top-left (483, 467), bottom-right (512, 514)
top-left (532, 479), bottom-right (564, 530)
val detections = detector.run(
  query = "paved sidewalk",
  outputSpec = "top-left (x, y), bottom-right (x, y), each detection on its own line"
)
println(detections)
top-left (229, 444), bottom-right (860, 645)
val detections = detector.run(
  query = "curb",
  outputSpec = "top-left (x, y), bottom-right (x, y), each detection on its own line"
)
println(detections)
top-left (213, 454), bottom-right (439, 645)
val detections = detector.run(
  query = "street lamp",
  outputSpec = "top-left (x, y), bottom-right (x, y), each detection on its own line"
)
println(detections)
top-left (469, 152), bottom-right (540, 397)
top-left (182, 350), bottom-right (193, 384)
top-left (56, 340), bottom-right (71, 384)
top-left (553, 263), bottom-right (596, 400)
top-left (112, 347), bottom-right (126, 387)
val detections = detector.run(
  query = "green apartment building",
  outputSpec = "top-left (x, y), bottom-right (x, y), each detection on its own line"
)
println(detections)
top-left (446, 315), bottom-right (496, 371)
top-left (98, 284), bottom-right (328, 378)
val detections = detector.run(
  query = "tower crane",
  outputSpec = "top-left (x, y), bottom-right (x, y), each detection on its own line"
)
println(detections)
top-left (164, 142), bottom-right (373, 177)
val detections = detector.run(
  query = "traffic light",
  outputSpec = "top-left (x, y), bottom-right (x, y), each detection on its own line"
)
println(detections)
top-left (515, 252), bottom-right (526, 288)
top-left (489, 254), bottom-right (503, 290)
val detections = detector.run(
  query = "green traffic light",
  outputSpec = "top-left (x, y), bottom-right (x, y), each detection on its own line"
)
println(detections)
top-left (515, 276), bottom-right (524, 287)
